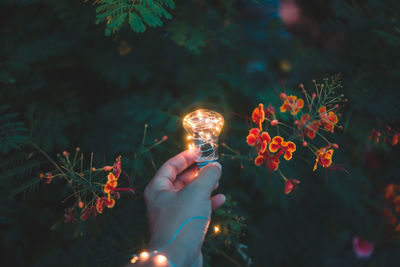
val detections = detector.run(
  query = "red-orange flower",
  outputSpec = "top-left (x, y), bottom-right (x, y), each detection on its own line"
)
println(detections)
top-left (319, 106), bottom-right (338, 133)
top-left (297, 114), bottom-right (319, 139)
top-left (40, 172), bottom-right (54, 184)
top-left (252, 103), bottom-right (265, 129)
top-left (313, 147), bottom-right (334, 171)
top-left (284, 179), bottom-right (300, 194)
top-left (269, 136), bottom-right (296, 160)
top-left (96, 196), bottom-right (116, 214)
top-left (113, 156), bottom-right (122, 179)
top-left (246, 128), bottom-right (271, 153)
top-left (280, 95), bottom-right (304, 115)
top-left (81, 206), bottom-right (97, 221)
top-left (385, 184), bottom-right (396, 200)
top-left (255, 150), bottom-right (280, 172)
top-left (104, 172), bottom-right (118, 194)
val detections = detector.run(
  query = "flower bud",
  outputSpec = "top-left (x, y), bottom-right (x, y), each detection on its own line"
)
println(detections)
top-left (332, 143), bottom-right (339, 149)
top-left (78, 201), bottom-right (84, 209)
top-left (271, 119), bottom-right (279, 126)
top-left (103, 166), bottom-right (113, 171)
top-left (302, 141), bottom-right (307, 147)
top-left (280, 93), bottom-right (287, 100)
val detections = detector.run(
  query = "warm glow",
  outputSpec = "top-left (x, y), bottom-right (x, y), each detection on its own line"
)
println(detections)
top-left (139, 251), bottom-right (150, 260)
top-left (214, 225), bottom-right (221, 234)
top-left (183, 109), bottom-right (224, 163)
top-left (130, 256), bottom-right (139, 263)
top-left (154, 254), bottom-right (167, 265)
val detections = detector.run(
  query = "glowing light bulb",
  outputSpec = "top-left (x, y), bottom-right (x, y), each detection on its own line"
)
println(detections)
top-left (214, 225), bottom-right (221, 234)
top-left (154, 255), bottom-right (167, 265)
top-left (139, 251), bottom-right (150, 260)
top-left (183, 109), bottom-right (224, 164)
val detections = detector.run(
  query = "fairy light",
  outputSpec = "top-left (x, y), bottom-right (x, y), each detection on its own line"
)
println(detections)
top-left (139, 251), bottom-right (150, 260)
top-left (155, 255), bottom-right (168, 265)
top-left (129, 216), bottom-right (209, 266)
top-left (183, 109), bottom-right (224, 167)
top-left (130, 256), bottom-right (139, 263)
top-left (214, 225), bottom-right (221, 234)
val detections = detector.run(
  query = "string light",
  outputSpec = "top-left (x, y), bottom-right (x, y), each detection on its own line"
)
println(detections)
top-left (214, 225), bottom-right (221, 234)
top-left (155, 255), bottom-right (168, 265)
top-left (130, 256), bottom-right (139, 263)
top-left (183, 109), bottom-right (224, 167)
top-left (129, 216), bottom-right (209, 266)
top-left (139, 251), bottom-right (150, 260)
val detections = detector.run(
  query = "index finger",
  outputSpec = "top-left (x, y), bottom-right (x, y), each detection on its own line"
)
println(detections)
top-left (153, 150), bottom-right (197, 184)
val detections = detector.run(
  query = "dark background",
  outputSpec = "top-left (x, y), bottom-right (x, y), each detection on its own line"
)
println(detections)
top-left (1, 0), bottom-right (400, 266)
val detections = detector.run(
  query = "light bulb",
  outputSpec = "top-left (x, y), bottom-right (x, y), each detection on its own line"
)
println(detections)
top-left (183, 109), bottom-right (224, 165)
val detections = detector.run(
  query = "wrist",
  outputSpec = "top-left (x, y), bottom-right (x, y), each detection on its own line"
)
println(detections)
top-left (148, 236), bottom-right (192, 267)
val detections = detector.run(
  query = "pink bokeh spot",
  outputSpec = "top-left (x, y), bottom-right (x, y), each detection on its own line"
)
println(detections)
top-left (352, 236), bottom-right (374, 259)
top-left (278, 0), bottom-right (302, 26)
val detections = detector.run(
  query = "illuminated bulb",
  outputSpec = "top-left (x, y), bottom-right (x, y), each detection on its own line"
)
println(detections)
top-left (187, 135), bottom-right (192, 140)
top-left (214, 225), bottom-right (221, 234)
top-left (154, 255), bottom-right (167, 265)
top-left (183, 109), bottom-right (224, 164)
top-left (139, 251), bottom-right (150, 260)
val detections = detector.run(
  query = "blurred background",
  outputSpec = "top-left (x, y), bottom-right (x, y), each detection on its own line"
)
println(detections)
top-left (1, 0), bottom-right (400, 266)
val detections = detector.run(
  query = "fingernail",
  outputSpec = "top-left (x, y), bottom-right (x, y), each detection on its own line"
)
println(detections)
top-left (209, 162), bottom-right (222, 172)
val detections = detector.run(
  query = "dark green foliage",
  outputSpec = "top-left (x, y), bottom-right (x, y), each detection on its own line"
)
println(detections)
top-left (94, 0), bottom-right (174, 35)
top-left (0, 105), bottom-right (28, 155)
top-left (1, 0), bottom-right (400, 266)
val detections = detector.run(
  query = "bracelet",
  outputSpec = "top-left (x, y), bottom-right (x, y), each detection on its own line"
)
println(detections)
top-left (130, 216), bottom-right (209, 266)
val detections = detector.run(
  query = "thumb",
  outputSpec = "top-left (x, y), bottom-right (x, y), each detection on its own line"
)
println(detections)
top-left (191, 162), bottom-right (222, 196)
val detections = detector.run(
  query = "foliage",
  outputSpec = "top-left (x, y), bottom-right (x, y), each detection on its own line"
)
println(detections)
top-left (1, 0), bottom-right (400, 266)
top-left (92, 0), bottom-right (175, 36)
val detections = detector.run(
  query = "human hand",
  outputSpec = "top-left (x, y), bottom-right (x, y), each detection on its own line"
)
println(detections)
top-left (142, 150), bottom-right (225, 266)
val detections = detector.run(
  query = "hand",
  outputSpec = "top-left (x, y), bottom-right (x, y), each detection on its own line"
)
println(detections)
top-left (142, 150), bottom-right (225, 266)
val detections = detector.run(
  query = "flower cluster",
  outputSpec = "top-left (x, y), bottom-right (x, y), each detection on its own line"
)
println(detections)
top-left (383, 184), bottom-right (400, 236)
top-left (39, 149), bottom-right (134, 222)
top-left (244, 76), bottom-right (347, 195)
top-left (369, 126), bottom-right (400, 147)
top-left (36, 124), bottom-right (167, 223)
top-left (246, 103), bottom-right (299, 194)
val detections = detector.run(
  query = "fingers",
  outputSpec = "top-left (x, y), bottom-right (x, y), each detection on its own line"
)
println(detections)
top-left (190, 162), bottom-right (222, 196)
top-left (174, 165), bottom-right (198, 190)
top-left (145, 150), bottom-right (196, 197)
top-left (211, 194), bottom-right (226, 211)
top-left (154, 150), bottom-right (196, 182)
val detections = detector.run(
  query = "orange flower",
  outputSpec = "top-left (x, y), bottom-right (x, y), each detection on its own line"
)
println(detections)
top-left (269, 136), bottom-right (296, 160)
top-left (284, 179), bottom-right (300, 194)
top-left (313, 147), bottom-right (334, 171)
top-left (254, 150), bottom-right (280, 172)
top-left (96, 196), bottom-right (116, 214)
top-left (246, 128), bottom-right (271, 153)
top-left (319, 106), bottom-right (338, 132)
top-left (113, 156), bottom-right (122, 179)
top-left (252, 103), bottom-right (265, 129)
top-left (104, 196), bottom-right (115, 208)
top-left (280, 95), bottom-right (304, 115)
top-left (104, 172), bottom-right (118, 194)
top-left (104, 181), bottom-right (117, 194)
top-left (385, 184), bottom-right (396, 200)
top-left (297, 114), bottom-right (319, 139)
top-left (96, 197), bottom-right (105, 214)
top-left (107, 172), bottom-right (117, 182)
